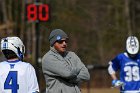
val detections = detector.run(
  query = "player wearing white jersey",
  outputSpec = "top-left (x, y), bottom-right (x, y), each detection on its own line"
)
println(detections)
top-left (108, 36), bottom-right (140, 93)
top-left (0, 37), bottom-right (39, 93)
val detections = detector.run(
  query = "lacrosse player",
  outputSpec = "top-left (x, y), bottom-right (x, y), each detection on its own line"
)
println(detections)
top-left (108, 36), bottom-right (140, 93)
top-left (0, 37), bottom-right (39, 93)
top-left (42, 29), bottom-right (90, 93)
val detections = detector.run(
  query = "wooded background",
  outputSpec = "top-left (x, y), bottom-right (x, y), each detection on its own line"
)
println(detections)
top-left (0, 0), bottom-right (140, 92)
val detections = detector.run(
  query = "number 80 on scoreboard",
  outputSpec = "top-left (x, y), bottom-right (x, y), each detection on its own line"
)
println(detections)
top-left (26, 4), bottom-right (49, 21)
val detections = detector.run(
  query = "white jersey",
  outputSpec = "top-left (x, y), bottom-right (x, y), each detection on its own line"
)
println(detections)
top-left (0, 60), bottom-right (39, 93)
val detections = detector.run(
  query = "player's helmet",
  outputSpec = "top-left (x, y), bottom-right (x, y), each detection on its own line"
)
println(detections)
top-left (1, 37), bottom-right (25, 60)
top-left (126, 36), bottom-right (139, 55)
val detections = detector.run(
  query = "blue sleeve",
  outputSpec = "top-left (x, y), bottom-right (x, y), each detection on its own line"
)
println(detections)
top-left (111, 55), bottom-right (121, 71)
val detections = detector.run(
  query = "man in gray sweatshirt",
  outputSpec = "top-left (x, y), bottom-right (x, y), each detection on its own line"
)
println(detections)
top-left (42, 29), bottom-right (90, 93)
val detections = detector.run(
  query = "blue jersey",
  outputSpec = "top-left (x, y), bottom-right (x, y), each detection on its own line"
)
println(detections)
top-left (111, 53), bottom-right (140, 92)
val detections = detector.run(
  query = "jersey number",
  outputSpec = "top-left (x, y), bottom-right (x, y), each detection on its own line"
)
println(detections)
top-left (124, 66), bottom-right (140, 82)
top-left (4, 71), bottom-right (19, 93)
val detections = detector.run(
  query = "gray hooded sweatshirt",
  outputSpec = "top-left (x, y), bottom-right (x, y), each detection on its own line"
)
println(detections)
top-left (42, 47), bottom-right (90, 93)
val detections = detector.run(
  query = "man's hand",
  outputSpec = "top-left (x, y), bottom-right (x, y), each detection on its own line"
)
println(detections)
top-left (112, 79), bottom-right (124, 88)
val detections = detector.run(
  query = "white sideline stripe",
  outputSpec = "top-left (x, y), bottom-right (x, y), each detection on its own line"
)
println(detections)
top-left (120, 90), bottom-right (140, 93)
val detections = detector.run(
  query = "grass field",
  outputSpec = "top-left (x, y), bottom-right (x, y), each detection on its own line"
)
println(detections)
top-left (81, 88), bottom-right (119, 93)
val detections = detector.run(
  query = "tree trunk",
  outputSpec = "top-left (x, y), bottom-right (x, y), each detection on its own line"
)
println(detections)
top-left (124, 0), bottom-right (132, 35)
top-left (96, 31), bottom-right (104, 64)
top-left (20, 0), bottom-right (25, 40)
top-left (1, 1), bottom-right (11, 35)
top-left (131, 0), bottom-right (136, 32)
top-left (8, 0), bottom-right (12, 22)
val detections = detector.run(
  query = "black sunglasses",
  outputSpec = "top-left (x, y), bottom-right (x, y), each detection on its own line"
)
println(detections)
top-left (56, 40), bottom-right (68, 44)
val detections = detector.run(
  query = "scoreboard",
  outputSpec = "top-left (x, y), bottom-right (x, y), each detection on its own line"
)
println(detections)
top-left (26, 4), bottom-right (49, 21)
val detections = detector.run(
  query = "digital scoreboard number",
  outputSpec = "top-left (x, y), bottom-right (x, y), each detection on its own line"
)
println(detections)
top-left (26, 4), bottom-right (49, 21)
